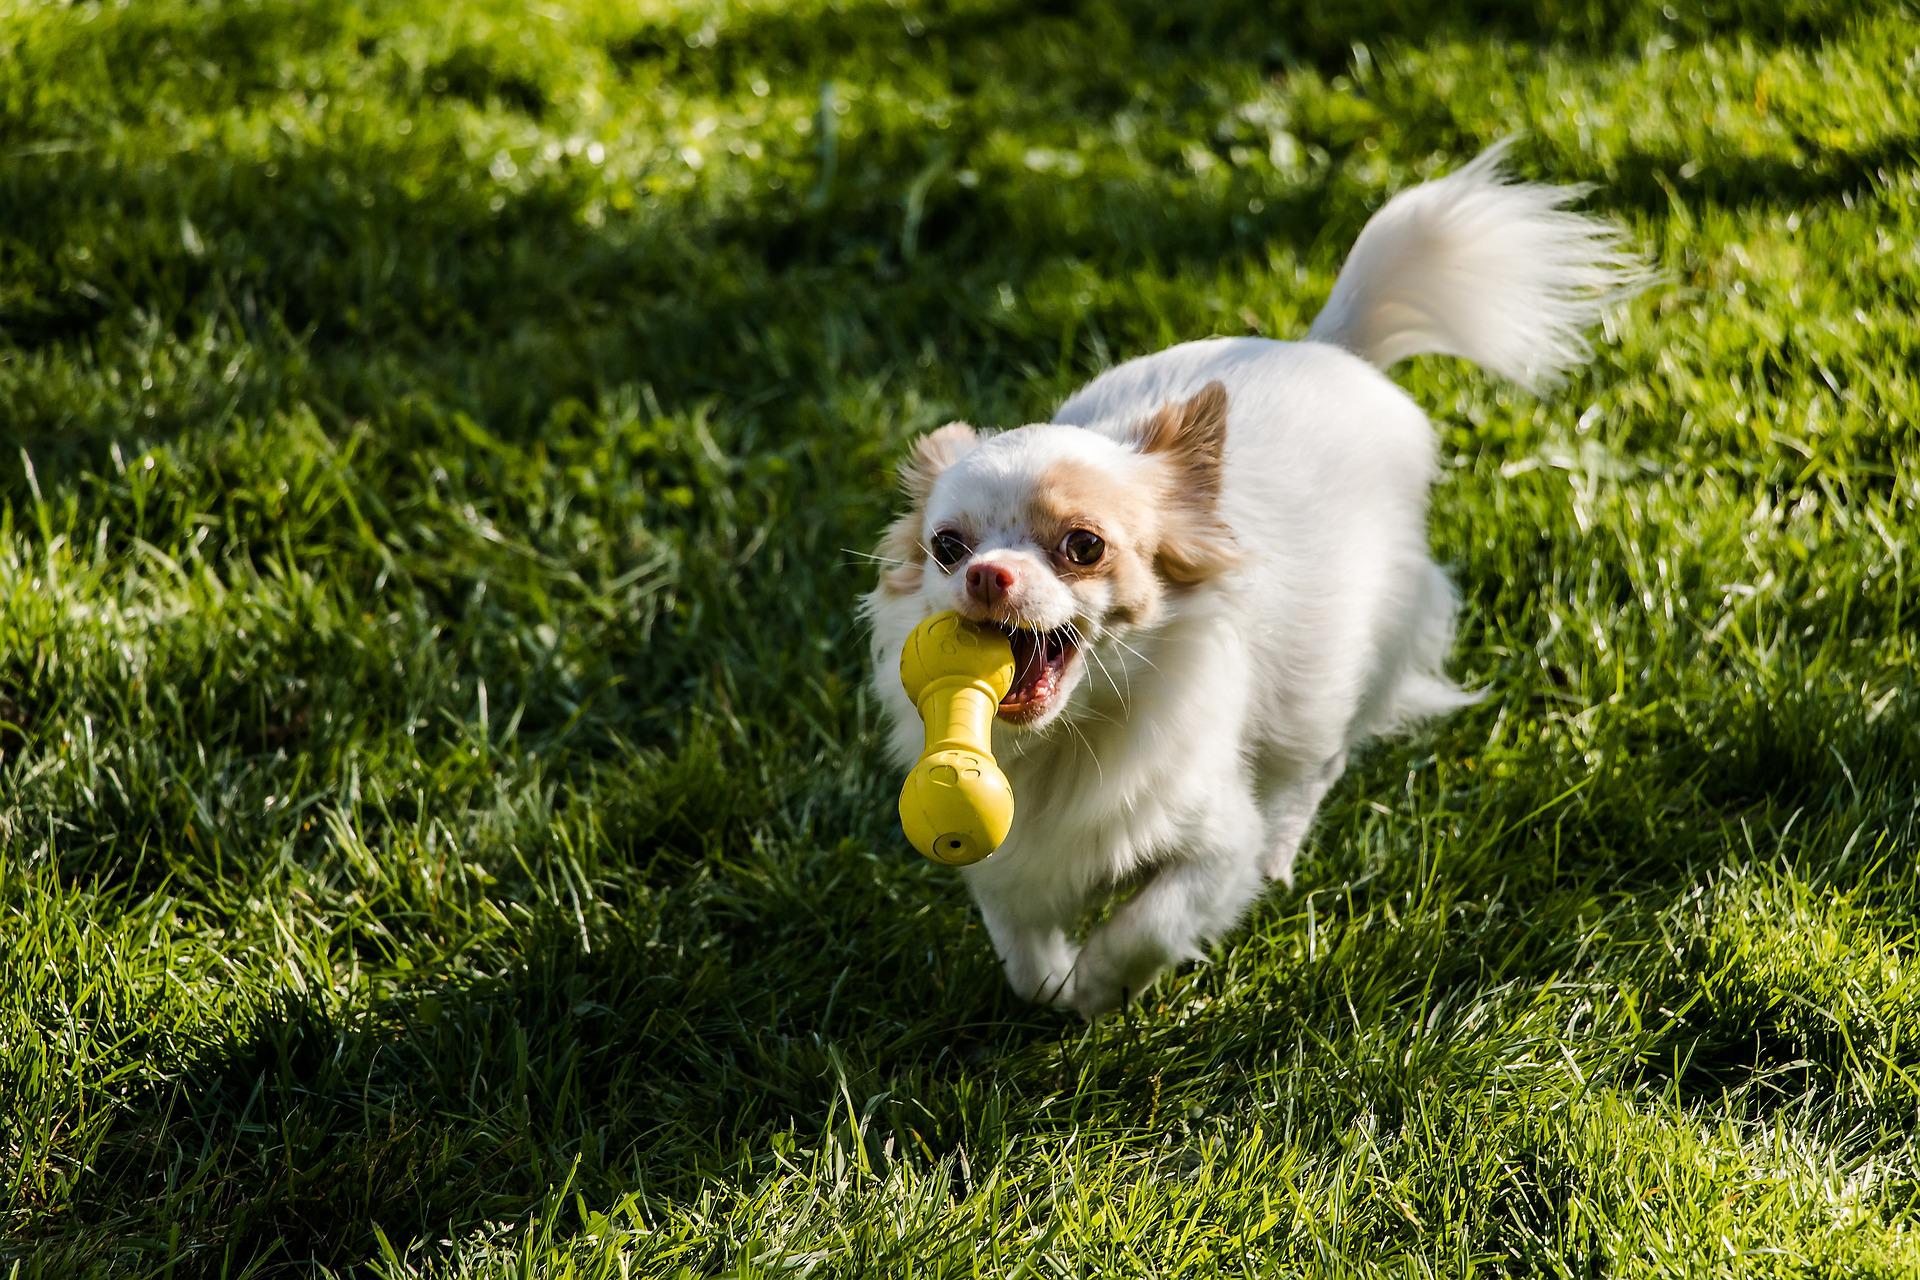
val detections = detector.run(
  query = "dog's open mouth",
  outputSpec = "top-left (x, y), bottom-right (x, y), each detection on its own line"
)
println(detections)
top-left (996, 624), bottom-right (1078, 722)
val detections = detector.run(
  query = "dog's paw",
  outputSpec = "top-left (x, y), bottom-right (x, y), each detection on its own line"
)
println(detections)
top-left (1070, 927), bottom-right (1184, 1019)
top-left (1004, 940), bottom-right (1081, 1011)
top-left (1065, 938), bottom-right (1135, 1020)
top-left (1258, 844), bottom-right (1298, 886)
top-left (1067, 969), bottom-right (1126, 1021)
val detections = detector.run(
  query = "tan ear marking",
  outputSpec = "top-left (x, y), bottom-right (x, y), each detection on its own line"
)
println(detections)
top-left (1157, 526), bottom-right (1240, 584)
top-left (875, 510), bottom-right (925, 595)
top-left (898, 422), bottom-right (978, 502)
top-left (1131, 381), bottom-right (1229, 497)
top-left (1132, 382), bottom-right (1238, 584)
top-left (878, 423), bottom-right (977, 597)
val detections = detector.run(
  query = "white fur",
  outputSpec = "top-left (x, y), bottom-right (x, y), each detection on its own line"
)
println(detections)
top-left (920, 426), bottom-right (1145, 634)
top-left (1307, 138), bottom-right (1651, 391)
top-left (864, 145), bottom-right (1645, 1017)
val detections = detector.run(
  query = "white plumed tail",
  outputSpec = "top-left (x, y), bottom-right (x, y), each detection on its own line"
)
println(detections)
top-left (1306, 140), bottom-right (1650, 391)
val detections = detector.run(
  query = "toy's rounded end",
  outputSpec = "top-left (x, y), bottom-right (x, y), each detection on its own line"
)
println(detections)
top-left (900, 611), bottom-right (1016, 703)
top-left (899, 749), bottom-right (1013, 866)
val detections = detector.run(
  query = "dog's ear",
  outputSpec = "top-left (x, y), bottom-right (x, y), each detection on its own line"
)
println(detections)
top-left (1129, 382), bottom-right (1228, 501)
top-left (898, 422), bottom-right (978, 502)
top-left (877, 422), bottom-right (977, 596)
top-left (1130, 383), bottom-right (1238, 583)
top-left (874, 511), bottom-right (926, 595)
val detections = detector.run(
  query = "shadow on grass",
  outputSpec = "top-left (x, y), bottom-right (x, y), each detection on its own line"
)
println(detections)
top-left (610, 0), bottom-right (1865, 88)
top-left (8, 0), bottom-right (1909, 491)
top-left (23, 904), bottom-right (1075, 1275)
top-left (1601, 133), bottom-right (1920, 217)
top-left (24, 686), bottom-right (1920, 1275)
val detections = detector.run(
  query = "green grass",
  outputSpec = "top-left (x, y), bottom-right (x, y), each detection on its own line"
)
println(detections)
top-left (2, 0), bottom-right (1917, 1274)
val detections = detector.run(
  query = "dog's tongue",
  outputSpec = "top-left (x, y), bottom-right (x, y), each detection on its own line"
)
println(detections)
top-left (1001, 629), bottom-right (1064, 709)
top-left (1005, 630), bottom-right (1045, 703)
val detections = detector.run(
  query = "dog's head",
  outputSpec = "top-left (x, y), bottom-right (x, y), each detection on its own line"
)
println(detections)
top-left (871, 382), bottom-right (1238, 730)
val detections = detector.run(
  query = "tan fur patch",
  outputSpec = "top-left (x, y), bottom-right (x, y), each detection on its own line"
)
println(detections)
top-left (1025, 457), bottom-right (1164, 625)
top-left (1129, 382), bottom-right (1239, 584)
top-left (875, 422), bottom-right (980, 597)
top-left (875, 512), bottom-right (923, 595)
top-left (898, 422), bottom-right (978, 502)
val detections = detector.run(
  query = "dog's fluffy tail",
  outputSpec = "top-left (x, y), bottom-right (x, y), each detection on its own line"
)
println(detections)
top-left (1306, 140), bottom-right (1650, 392)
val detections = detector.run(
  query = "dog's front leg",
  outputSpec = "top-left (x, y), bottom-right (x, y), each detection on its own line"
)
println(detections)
top-left (971, 883), bottom-right (1080, 1009)
top-left (1258, 749), bottom-right (1348, 886)
top-left (1069, 791), bottom-right (1264, 1019)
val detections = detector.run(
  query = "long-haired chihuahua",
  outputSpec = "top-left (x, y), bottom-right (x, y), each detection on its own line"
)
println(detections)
top-left (864, 142), bottom-right (1648, 1017)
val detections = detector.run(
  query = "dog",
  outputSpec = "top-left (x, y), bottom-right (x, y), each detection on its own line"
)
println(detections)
top-left (863, 142), bottom-right (1647, 1018)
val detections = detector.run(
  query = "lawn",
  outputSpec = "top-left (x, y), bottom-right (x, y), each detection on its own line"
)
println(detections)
top-left (2, 0), bottom-right (1917, 1274)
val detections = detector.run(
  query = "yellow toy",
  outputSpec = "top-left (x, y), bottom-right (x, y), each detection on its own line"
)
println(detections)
top-left (897, 611), bottom-right (1016, 866)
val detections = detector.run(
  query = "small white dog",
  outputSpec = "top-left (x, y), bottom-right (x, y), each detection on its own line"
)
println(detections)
top-left (864, 143), bottom-right (1646, 1018)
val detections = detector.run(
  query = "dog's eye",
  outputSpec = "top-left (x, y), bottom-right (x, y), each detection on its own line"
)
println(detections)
top-left (929, 531), bottom-right (970, 569)
top-left (1061, 529), bottom-right (1105, 566)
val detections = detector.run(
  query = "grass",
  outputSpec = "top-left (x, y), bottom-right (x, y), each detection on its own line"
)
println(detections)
top-left (1, 0), bottom-right (1917, 1274)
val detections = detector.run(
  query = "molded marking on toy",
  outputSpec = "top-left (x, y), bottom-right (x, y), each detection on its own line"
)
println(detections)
top-left (898, 612), bottom-right (1016, 865)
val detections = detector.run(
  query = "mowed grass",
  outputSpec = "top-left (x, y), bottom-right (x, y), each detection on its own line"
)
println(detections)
top-left (2, 0), bottom-right (1918, 1274)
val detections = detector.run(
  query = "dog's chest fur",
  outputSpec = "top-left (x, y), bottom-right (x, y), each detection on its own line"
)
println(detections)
top-left (961, 602), bottom-right (1254, 907)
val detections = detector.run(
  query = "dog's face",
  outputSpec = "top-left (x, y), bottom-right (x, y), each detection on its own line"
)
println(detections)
top-left (872, 383), bottom-right (1237, 731)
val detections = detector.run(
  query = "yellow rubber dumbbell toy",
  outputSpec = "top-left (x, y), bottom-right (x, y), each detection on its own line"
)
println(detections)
top-left (898, 611), bottom-right (1016, 866)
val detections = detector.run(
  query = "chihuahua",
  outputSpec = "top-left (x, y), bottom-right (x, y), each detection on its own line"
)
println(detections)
top-left (864, 142), bottom-right (1646, 1017)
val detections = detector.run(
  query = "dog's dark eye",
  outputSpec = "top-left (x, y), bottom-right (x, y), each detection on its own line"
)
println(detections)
top-left (929, 531), bottom-right (970, 569)
top-left (1061, 529), bottom-right (1105, 566)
